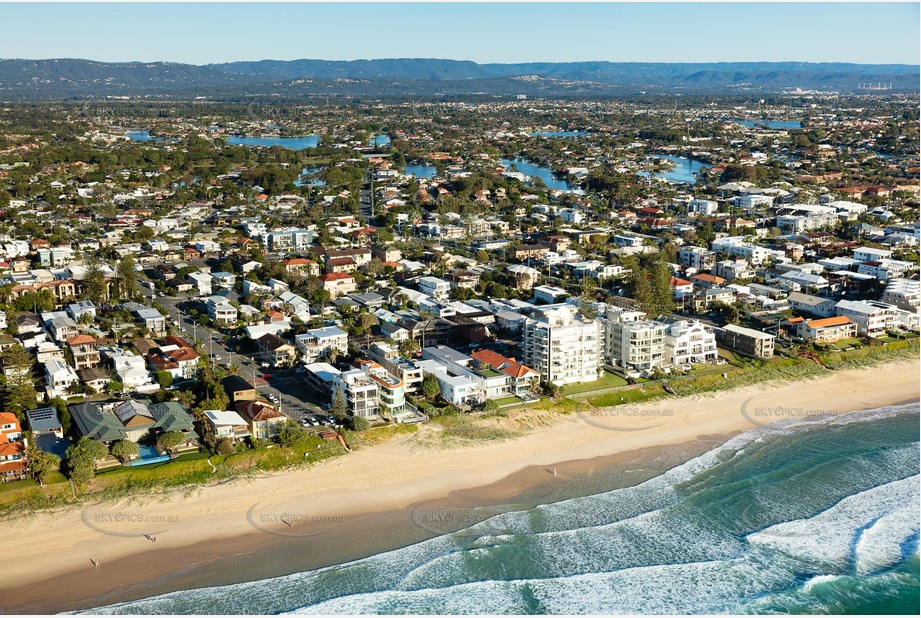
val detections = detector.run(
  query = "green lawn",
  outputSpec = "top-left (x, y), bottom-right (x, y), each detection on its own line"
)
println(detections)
top-left (494, 396), bottom-right (524, 407)
top-left (565, 370), bottom-right (628, 394)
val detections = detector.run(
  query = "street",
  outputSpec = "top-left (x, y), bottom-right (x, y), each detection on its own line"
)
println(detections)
top-left (139, 277), bottom-right (324, 422)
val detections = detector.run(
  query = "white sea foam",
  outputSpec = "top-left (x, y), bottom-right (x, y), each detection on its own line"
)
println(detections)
top-left (749, 474), bottom-right (919, 570)
top-left (82, 403), bottom-right (919, 615)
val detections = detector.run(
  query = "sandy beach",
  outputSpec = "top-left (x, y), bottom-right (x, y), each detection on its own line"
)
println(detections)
top-left (3, 359), bottom-right (919, 614)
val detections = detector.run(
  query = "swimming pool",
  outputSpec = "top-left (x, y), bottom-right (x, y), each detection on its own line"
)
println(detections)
top-left (128, 444), bottom-right (171, 466)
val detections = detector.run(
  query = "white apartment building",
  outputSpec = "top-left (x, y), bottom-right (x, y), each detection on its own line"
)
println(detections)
top-left (711, 237), bottom-right (774, 265)
top-left (295, 326), bottom-right (348, 363)
top-left (418, 276), bottom-right (451, 300)
top-left (881, 279), bottom-right (920, 312)
top-left (603, 306), bottom-right (665, 375)
top-left (857, 259), bottom-right (913, 281)
top-left (737, 194), bottom-right (775, 210)
top-left (689, 199), bottom-right (719, 215)
top-left (678, 246), bottom-right (716, 271)
top-left (265, 228), bottom-right (315, 252)
top-left (421, 345), bottom-right (510, 401)
top-left (523, 304), bottom-right (602, 385)
top-left (205, 296), bottom-right (238, 325)
top-left (415, 359), bottom-right (478, 405)
top-left (333, 369), bottom-right (379, 418)
top-left (834, 300), bottom-right (891, 338)
top-left (835, 299), bottom-right (920, 337)
top-left (657, 318), bottom-right (717, 367)
top-left (853, 247), bottom-right (893, 262)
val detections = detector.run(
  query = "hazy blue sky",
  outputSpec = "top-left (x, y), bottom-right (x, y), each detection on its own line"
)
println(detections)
top-left (1, 2), bottom-right (918, 65)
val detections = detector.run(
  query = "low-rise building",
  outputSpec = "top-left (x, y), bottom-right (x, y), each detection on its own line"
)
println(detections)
top-left (881, 278), bottom-right (920, 312)
top-left (785, 316), bottom-right (858, 343)
top-left (716, 324), bottom-right (775, 359)
top-left (257, 333), bottom-right (297, 367)
top-left (295, 326), bottom-right (348, 363)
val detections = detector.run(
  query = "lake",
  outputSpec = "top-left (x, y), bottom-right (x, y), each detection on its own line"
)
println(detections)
top-left (639, 154), bottom-right (711, 184)
top-left (529, 131), bottom-right (586, 138)
top-left (294, 165), bottom-right (326, 187)
top-left (226, 135), bottom-right (319, 149)
top-left (404, 163), bottom-right (437, 179)
top-left (737, 120), bottom-right (802, 130)
top-left (500, 157), bottom-right (578, 191)
top-left (370, 134), bottom-right (391, 148)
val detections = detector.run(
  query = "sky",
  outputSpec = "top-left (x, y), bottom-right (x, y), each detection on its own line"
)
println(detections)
top-left (0, 2), bottom-right (918, 65)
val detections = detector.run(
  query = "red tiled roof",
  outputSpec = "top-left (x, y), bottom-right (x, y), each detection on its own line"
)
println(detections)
top-left (67, 334), bottom-right (96, 346)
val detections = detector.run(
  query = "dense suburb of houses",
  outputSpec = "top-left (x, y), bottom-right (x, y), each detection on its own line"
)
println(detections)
top-left (0, 99), bottom-right (919, 484)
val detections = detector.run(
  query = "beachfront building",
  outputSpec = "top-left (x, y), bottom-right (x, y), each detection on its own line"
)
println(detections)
top-left (0, 413), bottom-right (27, 482)
top-left (416, 359), bottom-right (478, 406)
top-left (657, 318), bottom-right (718, 367)
top-left (603, 307), bottom-right (665, 376)
top-left (716, 324), bottom-right (775, 359)
top-left (421, 345), bottom-right (510, 401)
top-left (364, 341), bottom-right (424, 394)
top-left (784, 316), bottom-right (858, 343)
top-left (333, 369), bottom-right (379, 418)
top-left (359, 361), bottom-right (406, 416)
top-left (470, 349), bottom-right (541, 397)
top-left (204, 409), bottom-right (252, 442)
top-left (235, 400), bottom-right (287, 440)
top-left (834, 300), bottom-right (892, 338)
top-left (523, 304), bottom-right (602, 385)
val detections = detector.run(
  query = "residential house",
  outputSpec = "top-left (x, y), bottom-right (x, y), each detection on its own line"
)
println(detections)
top-left (66, 334), bottom-right (100, 370)
top-left (785, 316), bottom-right (858, 343)
top-left (133, 307), bottom-right (167, 336)
top-left (43, 359), bottom-right (79, 399)
top-left (65, 300), bottom-right (97, 323)
top-left (206, 296), bottom-right (238, 325)
top-left (257, 333), bottom-right (297, 367)
top-left (470, 349), bottom-right (540, 397)
top-left (236, 400), bottom-right (286, 440)
top-left (204, 410), bottom-right (252, 442)
top-left (787, 291), bottom-right (838, 318)
top-left (0, 413), bottom-right (27, 482)
top-left (319, 273), bottom-right (357, 299)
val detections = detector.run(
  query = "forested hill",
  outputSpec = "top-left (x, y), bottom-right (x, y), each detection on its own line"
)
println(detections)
top-left (0, 58), bottom-right (916, 99)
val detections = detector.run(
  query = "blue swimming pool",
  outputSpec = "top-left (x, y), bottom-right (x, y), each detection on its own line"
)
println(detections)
top-left (129, 445), bottom-right (171, 466)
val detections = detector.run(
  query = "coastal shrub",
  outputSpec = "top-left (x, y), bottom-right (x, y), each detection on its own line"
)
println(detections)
top-left (351, 417), bottom-right (371, 431)
top-left (110, 440), bottom-right (139, 463)
top-left (216, 437), bottom-right (236, 455)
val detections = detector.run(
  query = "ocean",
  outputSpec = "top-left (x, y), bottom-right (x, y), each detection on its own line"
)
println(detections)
top-left (82, 403), bottom-right (919, 614)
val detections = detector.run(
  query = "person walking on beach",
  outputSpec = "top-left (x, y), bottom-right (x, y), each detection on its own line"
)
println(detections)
top-left (90, 558), bottom-right (99, 570)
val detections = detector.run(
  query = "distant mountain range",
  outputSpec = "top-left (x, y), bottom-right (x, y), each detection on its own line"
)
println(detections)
top-left (0, 58), bottom-right (916, 99)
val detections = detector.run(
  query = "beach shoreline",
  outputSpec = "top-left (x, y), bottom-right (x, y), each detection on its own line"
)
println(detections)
top-left (3, 360), bottom-right (919, 614)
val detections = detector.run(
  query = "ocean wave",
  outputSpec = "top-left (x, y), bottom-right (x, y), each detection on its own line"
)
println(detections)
top-left (82, 403), bottom-right (920, 615)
